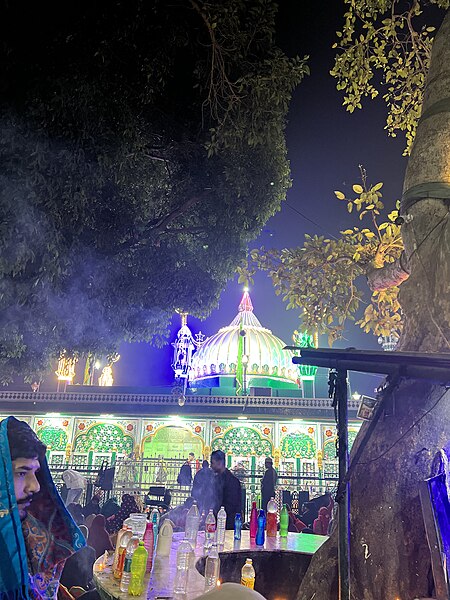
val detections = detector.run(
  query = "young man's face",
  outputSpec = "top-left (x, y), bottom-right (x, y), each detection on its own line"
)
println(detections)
top-left (211, 457), bottom-right (225, 474)
top-left (12, 457), bottom-right (41, 520)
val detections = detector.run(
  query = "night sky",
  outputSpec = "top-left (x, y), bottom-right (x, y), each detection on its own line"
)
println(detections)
top-left (115, 1), bottom-right (408, 397)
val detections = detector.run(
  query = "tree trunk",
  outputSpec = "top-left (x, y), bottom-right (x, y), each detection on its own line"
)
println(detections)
top-left (297, 380), bottom-right (450, 600)
top-left (398, 7), bottom-right (450, 351)
top-left (297, 9), bottom-right (450, 600)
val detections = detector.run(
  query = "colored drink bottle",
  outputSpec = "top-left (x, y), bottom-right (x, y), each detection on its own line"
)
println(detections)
top-left (280, 504), bottom-right (289, 538)
top-left (249, 501), bottom-right (258, 539)
top-left (241, 558), bottom-right (255, 589)
top-left (255, 510), bottom-right (265, 546)
top-left (266, 497), bottom-right (277, 537)
top-left (234, 513), bottom-right (242, 540)
top-left (128, 541), bottom-right (149, 596)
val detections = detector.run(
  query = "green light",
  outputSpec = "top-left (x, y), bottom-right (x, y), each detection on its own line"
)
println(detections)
top-left (293, 331), bottom-right (318, 379)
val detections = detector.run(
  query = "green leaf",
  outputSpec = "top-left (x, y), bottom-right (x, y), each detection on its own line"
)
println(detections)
top-left (352, 184), bottom-right (363, 194)
top-left (334, 190), bottom-right (346, 200)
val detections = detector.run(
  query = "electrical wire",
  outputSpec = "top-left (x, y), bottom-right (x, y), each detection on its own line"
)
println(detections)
top-left (357, 386), bottom-right (448, 465)
top-left (284, 201), bottom-right (339, 240)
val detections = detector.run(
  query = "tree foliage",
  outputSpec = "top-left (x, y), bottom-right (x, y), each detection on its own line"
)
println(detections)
top-left (239, 167), bottom-right (404, 346)
top-left (331, 0), bottom-right (449, 154)
top-left (0, 0), bottom-right (308, 383)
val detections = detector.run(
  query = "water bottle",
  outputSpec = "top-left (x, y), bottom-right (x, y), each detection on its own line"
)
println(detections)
top-left (255, 510), bottom-right (265, 546)
top-left (119, 555), bottom-right (133, 593)
top-left (143, 521), bottom-right (154, 572)
top-left (241, 558), bottom-right (255, 589)
top-left (234, 513), bottom-right (242, 540)
top-left (151, 508), bottom-right (159, 548)
top-left (120, 536), bottom-right (140, 594)
top-left (114, 529), bottom-right (132, 579)
top-left (280, 504), bottom-right (289, 538)
top-left (266, 497), bottom-right (277, 537)
top-left (205, 509), bottom-right (216, 550)
top-left (173, 539), bottom-right (194, 594)
top-left (185, 501), bottom-right (200, 547)
top-left (216, 506), bottom-right (227, 546)
top-left (128, 541), bottom-right (149, 596)
top-left (204, 543), bottom-right (220, 592)
top-left (249, 501), bottom-right (258, 539)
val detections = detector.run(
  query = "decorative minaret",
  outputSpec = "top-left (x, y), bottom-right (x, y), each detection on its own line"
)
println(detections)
top-left (293, 330), bottom-right (318, 398)
top-left (236, 289), bottom-right (252, 396)
top-left (171, 313), bottom-right (205, 404)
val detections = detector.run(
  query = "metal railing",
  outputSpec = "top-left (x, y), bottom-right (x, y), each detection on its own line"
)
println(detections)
top-left (48, 457), bottom-right (338, 516)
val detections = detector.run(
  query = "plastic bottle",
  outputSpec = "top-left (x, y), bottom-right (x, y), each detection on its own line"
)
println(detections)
top-left (280, 504), bottom-right (289, 538)
top-left (114, 529), bottom-right (132, 579)
top-left (249, 501), bottom-right (258, 539)
top-left (241, 558), bottom-right (256, 589)
top-left (120, 535), bottom-right (140, 594)
top-left (128, 541), bottom-right (149, 596)
top-left (185, 501), bottom-right (200, 547)
top-left (150, 508), bottom-right (159, 548)
top-left (234, 513), bottom-right (242, 540)
top-left (119, 555), bottom-right (133, 593)
top-left (204, 543), bottom-right (220, 592)
top-left (266, 497), bottom-right (278, 537)
top-left (142, 521), bottom-right (154, 572)
top-left (216, 506), bottom-right (227, 546)
top-left (112, 524), bottom-right (129, 574)
top-left (173, 539), bottom-right (194, 594)
top-left (255, 510), bottom-right (265, 546)
top-left (205, 509), bottom-right (216, 549)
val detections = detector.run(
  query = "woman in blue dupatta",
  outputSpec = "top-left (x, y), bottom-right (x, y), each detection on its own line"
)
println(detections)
top-left (0, 417), bottom-right (85, 600)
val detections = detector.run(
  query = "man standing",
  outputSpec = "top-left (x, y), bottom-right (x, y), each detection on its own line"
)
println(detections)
top-left (192, 460), bottom-right (215, 514)
top-left (0, 417), bottom-right (84, 598)
top-left (210, 450), bottom-right (242, 529)
top-left (177, 457), bottom-right (193, 486)
top-left (261, 457), bottom-right (277, 512)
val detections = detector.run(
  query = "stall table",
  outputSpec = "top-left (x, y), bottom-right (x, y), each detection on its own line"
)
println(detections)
top-left (94, 530), bottom-right (328, 600)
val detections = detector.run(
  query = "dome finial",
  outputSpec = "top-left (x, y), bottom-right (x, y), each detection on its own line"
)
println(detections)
top-left (238, 289), bottom-right (253, 313)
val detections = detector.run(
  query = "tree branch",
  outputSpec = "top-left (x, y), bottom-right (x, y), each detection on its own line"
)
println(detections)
top-left (367, 252), bottom-right (410, 290)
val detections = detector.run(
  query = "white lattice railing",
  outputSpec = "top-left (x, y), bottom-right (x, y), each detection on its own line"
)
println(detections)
top-left (0, 390), bottom-right (360, 410)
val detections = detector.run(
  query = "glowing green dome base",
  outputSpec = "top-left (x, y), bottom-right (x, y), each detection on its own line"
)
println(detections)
top-left (192, 374), bottom-right (298, 391)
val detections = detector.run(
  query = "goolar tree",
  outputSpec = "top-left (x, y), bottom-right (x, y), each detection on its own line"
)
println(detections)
top-left (0, 0), bottom-right (308, 382)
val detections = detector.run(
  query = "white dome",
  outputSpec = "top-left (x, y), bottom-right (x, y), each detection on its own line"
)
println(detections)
top-left (189, 292), bottom-right (297, 385)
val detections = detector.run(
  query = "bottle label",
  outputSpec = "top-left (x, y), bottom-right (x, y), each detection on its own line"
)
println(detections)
top-left (123, 557), bottom-right (132, 573)
top-left (241, 576), bottom-right (255, 589)
top-left (206, 524), bottom-right (216, 533)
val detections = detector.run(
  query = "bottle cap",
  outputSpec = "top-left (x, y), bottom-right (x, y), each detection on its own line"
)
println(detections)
top-left (235, 513), bottom-right (241, 518)
top-left (246, 558), bottom-right (252, 563)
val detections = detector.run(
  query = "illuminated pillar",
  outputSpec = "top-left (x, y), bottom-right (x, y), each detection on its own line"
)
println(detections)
top-left (88, 446), bottom-right (94, 467)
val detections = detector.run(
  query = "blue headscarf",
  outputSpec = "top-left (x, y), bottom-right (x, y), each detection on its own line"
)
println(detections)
top-left (0, 417), bottom-right (85, 600)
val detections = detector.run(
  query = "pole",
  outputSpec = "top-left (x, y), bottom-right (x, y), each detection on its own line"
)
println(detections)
top-left (330, 368), bottom-right (350, 600)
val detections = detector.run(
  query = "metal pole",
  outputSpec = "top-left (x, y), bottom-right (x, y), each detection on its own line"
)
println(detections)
top-left (336, 368), bottom-right (350, 600)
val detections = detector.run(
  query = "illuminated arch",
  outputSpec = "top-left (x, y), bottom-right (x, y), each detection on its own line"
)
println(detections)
top-left (142, 425), bottom-right (204, 459)
top-left (74, 423), bottom-right (133, 454)
top-left (37, 426), bottom-right (68, 452)
top-left (212, 426), bottom-right (273, 457)
top-left (323, 430), bottom-right (358, 461)
top-left (280, 433), bottom-right (316, 459)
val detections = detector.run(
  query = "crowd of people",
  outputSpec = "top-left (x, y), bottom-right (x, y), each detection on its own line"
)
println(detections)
top-left (0, 417), bottom-right (333, 599)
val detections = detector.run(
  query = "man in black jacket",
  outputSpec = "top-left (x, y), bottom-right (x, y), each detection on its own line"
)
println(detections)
top-left (192, 460), bottom-right (215, 513)
top-left (177, 458), bottom-right (193, 486)
top-left (261, 457), bottom-right (277, 512)
top-left (211, 450), bottom-right (242, 529)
